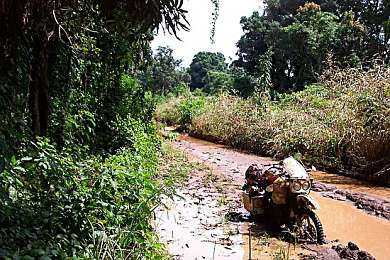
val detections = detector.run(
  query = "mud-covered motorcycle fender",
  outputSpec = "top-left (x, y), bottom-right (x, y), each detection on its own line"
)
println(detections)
top-left (297, 194), bottom-right (320, 210)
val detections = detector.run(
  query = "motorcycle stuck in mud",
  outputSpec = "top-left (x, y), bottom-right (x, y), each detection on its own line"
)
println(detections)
top-left (242, 157), bottom-right (326, 244)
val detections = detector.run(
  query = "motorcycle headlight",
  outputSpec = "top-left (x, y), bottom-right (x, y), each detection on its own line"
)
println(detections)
top-left (291, 180), bottom-right (301, 192)
top-left (301, 180), bottom-right (311, 191)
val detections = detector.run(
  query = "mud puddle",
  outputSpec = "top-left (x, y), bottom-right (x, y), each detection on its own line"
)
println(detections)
top-left (155, 191), bottom-right (246, 259)
top-left (156, 135), bottom-right (390, 259)
top-left (312, 193), bottom-right (390, 260)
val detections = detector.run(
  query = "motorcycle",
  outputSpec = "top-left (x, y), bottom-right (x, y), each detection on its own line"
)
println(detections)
top-left (242, 157), bottom-right (326, 244)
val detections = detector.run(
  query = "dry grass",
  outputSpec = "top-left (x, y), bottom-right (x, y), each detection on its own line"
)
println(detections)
top-left (157, 65), bottom-right (390, 183)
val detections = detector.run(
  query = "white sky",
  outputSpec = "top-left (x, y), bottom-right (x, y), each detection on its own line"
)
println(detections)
top-left (151, 0), bottom-right (263, 67)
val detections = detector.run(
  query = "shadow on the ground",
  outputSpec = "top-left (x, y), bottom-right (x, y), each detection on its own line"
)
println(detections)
top-left (225, 211), bottom-right (323, 246)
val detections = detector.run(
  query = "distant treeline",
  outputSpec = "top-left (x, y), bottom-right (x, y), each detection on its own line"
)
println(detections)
top-left (149, 1), bottom-right (389, 97)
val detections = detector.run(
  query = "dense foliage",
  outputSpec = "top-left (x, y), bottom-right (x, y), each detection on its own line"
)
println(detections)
top-left (0, 121), bottom-right (166, 258)
top-left (0, 0), bottom-right (190, 258)
top-left (0, 0), bottom-right (188, 149)
top-left (189, 52), bottom-right (229, 89)
top-left (233, 1), bottom-right (389, 92)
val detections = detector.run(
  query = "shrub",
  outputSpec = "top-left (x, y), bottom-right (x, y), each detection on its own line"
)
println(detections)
top-left (157, 94), bottom-right (207, 130)
top-left (0, 118), bottom-right (168, 258)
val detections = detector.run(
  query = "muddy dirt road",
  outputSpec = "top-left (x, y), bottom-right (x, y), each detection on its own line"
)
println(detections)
top-left (155, 135), bottom-right (390, 260)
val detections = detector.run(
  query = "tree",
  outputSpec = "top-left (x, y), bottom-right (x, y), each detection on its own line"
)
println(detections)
top-left (334, 11), bottom-right (367, 66)
top-left (334, 0), bottom-right (389, 59)
top-left (234, 1), bottom-right (373, 92)
top-left (232, 49), bottom-right (274, 97)
top-left (282, 3), bottom-right (340, 87)
top-left (204, 70), bottom-right (233, 94)
top-left (234, 12), bottom-right (277, 75)
top-left (0, 0), bottom-right (189, 138)
top-left (149, 46), bottom-right (190, 94)
top-left (189, 52), bottom-right (228, 89)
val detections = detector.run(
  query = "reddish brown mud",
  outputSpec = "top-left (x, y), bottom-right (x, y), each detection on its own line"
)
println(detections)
top-left (156, 134), bottom-right (390, 259)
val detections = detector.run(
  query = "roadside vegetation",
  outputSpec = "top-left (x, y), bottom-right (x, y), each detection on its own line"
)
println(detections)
top-left (0, 0), bottom-right (194, 258)
top-left (0, 78), bottom-right (166, 258)
top-left (157, 64), bottom-right (390, 184)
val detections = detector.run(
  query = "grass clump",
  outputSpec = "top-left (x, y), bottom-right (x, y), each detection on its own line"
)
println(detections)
top-left (157, 94), bottom-right (208, 131)
top-left (157, 142), bottom-right (194, 190)
top-left (157, 65), bottom-right (390, 184)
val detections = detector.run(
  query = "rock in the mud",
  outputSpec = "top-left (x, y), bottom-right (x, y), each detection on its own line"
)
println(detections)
top-left (340, 248), bottom-right (359, 259)
top-left (312, 182), bottom-right (337, 192)
top-left (332, 244), bottom-right (344, 253)
top-left (357, 251), bottom-right (376, 260)
top-left (320, 191), bottom-right (346, 201)
top-left (331, 243), bottom-right (376, 260)
top-left (346, 192), bottom-right (362, 202)
top-left (316, 248), bottom-right (341, 260)
top-left (348, 242), bottom-right (359, 251)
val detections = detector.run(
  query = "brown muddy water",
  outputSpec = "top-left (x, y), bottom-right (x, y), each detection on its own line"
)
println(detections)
top-left (310, 171), bottom-right (390, 198)
top-left (155, 135), bottom-right (390, 260)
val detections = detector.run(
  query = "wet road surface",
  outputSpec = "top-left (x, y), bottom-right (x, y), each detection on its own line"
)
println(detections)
top-left (155, 135), bottom-right (390, 260)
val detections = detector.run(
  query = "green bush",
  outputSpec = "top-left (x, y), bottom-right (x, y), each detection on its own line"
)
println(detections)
top-left (0, 118), bottom-right (168, 258)
top-left (157, 94), bottom-right (207, 130)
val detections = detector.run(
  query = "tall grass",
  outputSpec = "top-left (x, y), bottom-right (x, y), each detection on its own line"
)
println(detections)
top-left (157, 65), bottom-right (390, 184)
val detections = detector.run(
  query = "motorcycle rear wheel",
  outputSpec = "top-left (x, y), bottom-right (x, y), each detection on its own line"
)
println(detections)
top-left (297, 210), bottom-right (326, 244)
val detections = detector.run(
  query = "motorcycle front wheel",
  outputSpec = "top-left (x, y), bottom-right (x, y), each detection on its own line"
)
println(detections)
top-left (297, 210), bottom-right (326, 244)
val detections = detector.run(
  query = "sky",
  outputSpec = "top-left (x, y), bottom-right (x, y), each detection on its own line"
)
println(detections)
top-left (151, 0), bottom-right (263, 67)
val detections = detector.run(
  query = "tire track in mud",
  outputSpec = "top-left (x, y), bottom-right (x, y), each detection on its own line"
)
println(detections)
top-left (156, 135), bottom-right (390, 260)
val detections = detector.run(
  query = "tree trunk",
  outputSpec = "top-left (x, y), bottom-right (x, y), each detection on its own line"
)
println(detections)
top-left (29, 33), bottom-right (49, 137)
